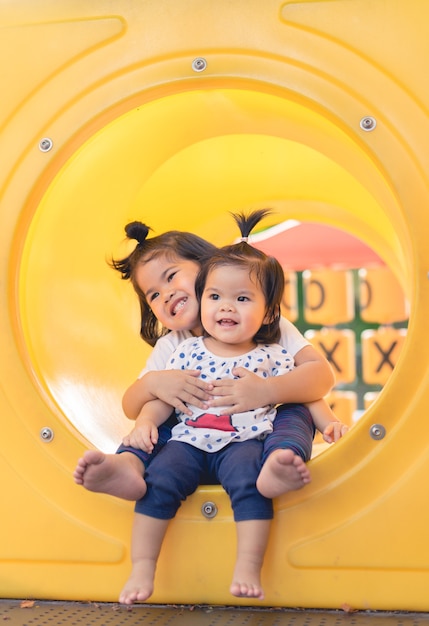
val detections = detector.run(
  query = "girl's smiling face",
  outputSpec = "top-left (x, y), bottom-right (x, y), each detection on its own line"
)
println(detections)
top-left (136, 254), bottom-right (202, 335)
top-left (200, 265), bottom-right (270, 354)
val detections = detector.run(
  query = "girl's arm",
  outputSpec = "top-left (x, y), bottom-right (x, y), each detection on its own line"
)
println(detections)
top-left (306, 398), bottom-right (349, 443)
top-left (122, 333), bottom-right (213, 420)
top-left (122, 398), bottom-right (172, 452)
top-left (208, 344), bottom-right (335, 414)
top-left (122, 370), bottom-right (213, 419)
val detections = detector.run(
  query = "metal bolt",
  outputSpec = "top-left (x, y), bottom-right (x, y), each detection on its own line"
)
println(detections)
top-left (369, 424), bottom-right (386, 440)
top-left (40, 427), bottom-right (54, 442)
top-left (360, 116), bottom-right (377, 132)
top-left (201, 501), bottom-right (218, 518)
top-left (39, 137), bottom-right (53, 152)
top-left (192, 57), bottom-right (207, 72)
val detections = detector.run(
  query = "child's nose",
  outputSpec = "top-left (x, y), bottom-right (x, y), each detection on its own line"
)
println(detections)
top-left (164, 289), bottom-right (174, 303)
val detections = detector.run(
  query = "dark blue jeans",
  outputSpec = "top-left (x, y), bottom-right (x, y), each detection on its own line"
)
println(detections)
top-left (261, 403), bottom-right (315, 464)
top-left (135, 439), bottom-right (273, 522)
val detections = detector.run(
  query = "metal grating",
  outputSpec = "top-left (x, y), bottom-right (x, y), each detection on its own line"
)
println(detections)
top-left (1, 602), bottom-right (429, 626)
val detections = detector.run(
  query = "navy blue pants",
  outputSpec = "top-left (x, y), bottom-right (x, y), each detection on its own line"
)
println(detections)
top-left (135, 439), bottom-right (273, 522)
top-left (117, 403), bottom-right (315, 468)
top-left (261, 403), bottom-right (315, 464)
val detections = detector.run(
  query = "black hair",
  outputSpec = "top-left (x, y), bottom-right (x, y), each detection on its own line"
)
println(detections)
top-left (195, 209), bottom-right (284, 344)
top-left (111, 221), bottom-right (217, 346)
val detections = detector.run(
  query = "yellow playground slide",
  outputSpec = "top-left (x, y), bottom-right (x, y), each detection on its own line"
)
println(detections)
top-left (1, 0), bottom-right (429, 611)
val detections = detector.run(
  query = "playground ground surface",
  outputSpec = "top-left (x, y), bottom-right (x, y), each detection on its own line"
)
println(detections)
top-left (1, 600), bottom-right (428, 626)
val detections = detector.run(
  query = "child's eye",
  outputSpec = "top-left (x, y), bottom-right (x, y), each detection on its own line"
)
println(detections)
top-left (167, 271), bottom-right (177, 282)
top-left (237, 296), bottom-right (249, 302)
top-left (149, 292), bottom-right (160, 302)
top-left (209, 293), bottom-right (219, 300)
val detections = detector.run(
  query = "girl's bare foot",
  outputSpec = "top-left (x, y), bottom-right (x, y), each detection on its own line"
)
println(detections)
top-left (119, 559), bottom-right (156, 605)
top-left (256, 449), bottom-right (311, 499)
top-left (230, 557), bottom-right (264, 600)
top-left (73, 450), bottom-right (146, 500)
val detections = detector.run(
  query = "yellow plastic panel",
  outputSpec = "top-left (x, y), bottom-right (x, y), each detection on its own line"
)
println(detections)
top-left (359, 267), bottom-right (410, 324)
top-left (2, 0), bottom-right (429, 612)
top-left (302, 269), bottom-right (355, 325)
top-left (305, 328), bottom-right (356, 385)
top-left (281, 270), bottom-right (298, 323)
top-left (361, 327), bottom-right (408, 386)
top-left (364, 391), bottom-right (380, 410)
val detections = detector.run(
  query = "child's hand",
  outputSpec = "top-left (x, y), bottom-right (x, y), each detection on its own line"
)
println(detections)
top-left (323, 421), bottom-right (349, 444)
top-left (149, 370), bottom-right (214, 416)
top-left (122, 419), bottom-right (159, 453)
top-left (208, 368), bottom-right (270, 414)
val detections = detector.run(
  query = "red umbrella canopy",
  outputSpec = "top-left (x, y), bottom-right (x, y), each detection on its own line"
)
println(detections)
top-left (250, 221), bottom-right (384, 271)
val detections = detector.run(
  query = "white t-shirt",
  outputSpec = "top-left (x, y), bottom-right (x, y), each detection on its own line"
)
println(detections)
top-left (138, 317), bottom-right (309, 378)
top-left (166, 336), bottom-right (294, 452)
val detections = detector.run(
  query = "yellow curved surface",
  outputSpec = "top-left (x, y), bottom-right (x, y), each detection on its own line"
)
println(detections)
top-left (1, 0), bottom-right (429, 611)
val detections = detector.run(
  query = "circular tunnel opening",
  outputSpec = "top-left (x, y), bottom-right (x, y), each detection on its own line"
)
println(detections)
top-left (17, 88), bottom-right (411, 452)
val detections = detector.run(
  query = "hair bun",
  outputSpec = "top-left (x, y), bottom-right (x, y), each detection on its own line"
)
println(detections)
top-left (125, 221), bottom-right (151, 245)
